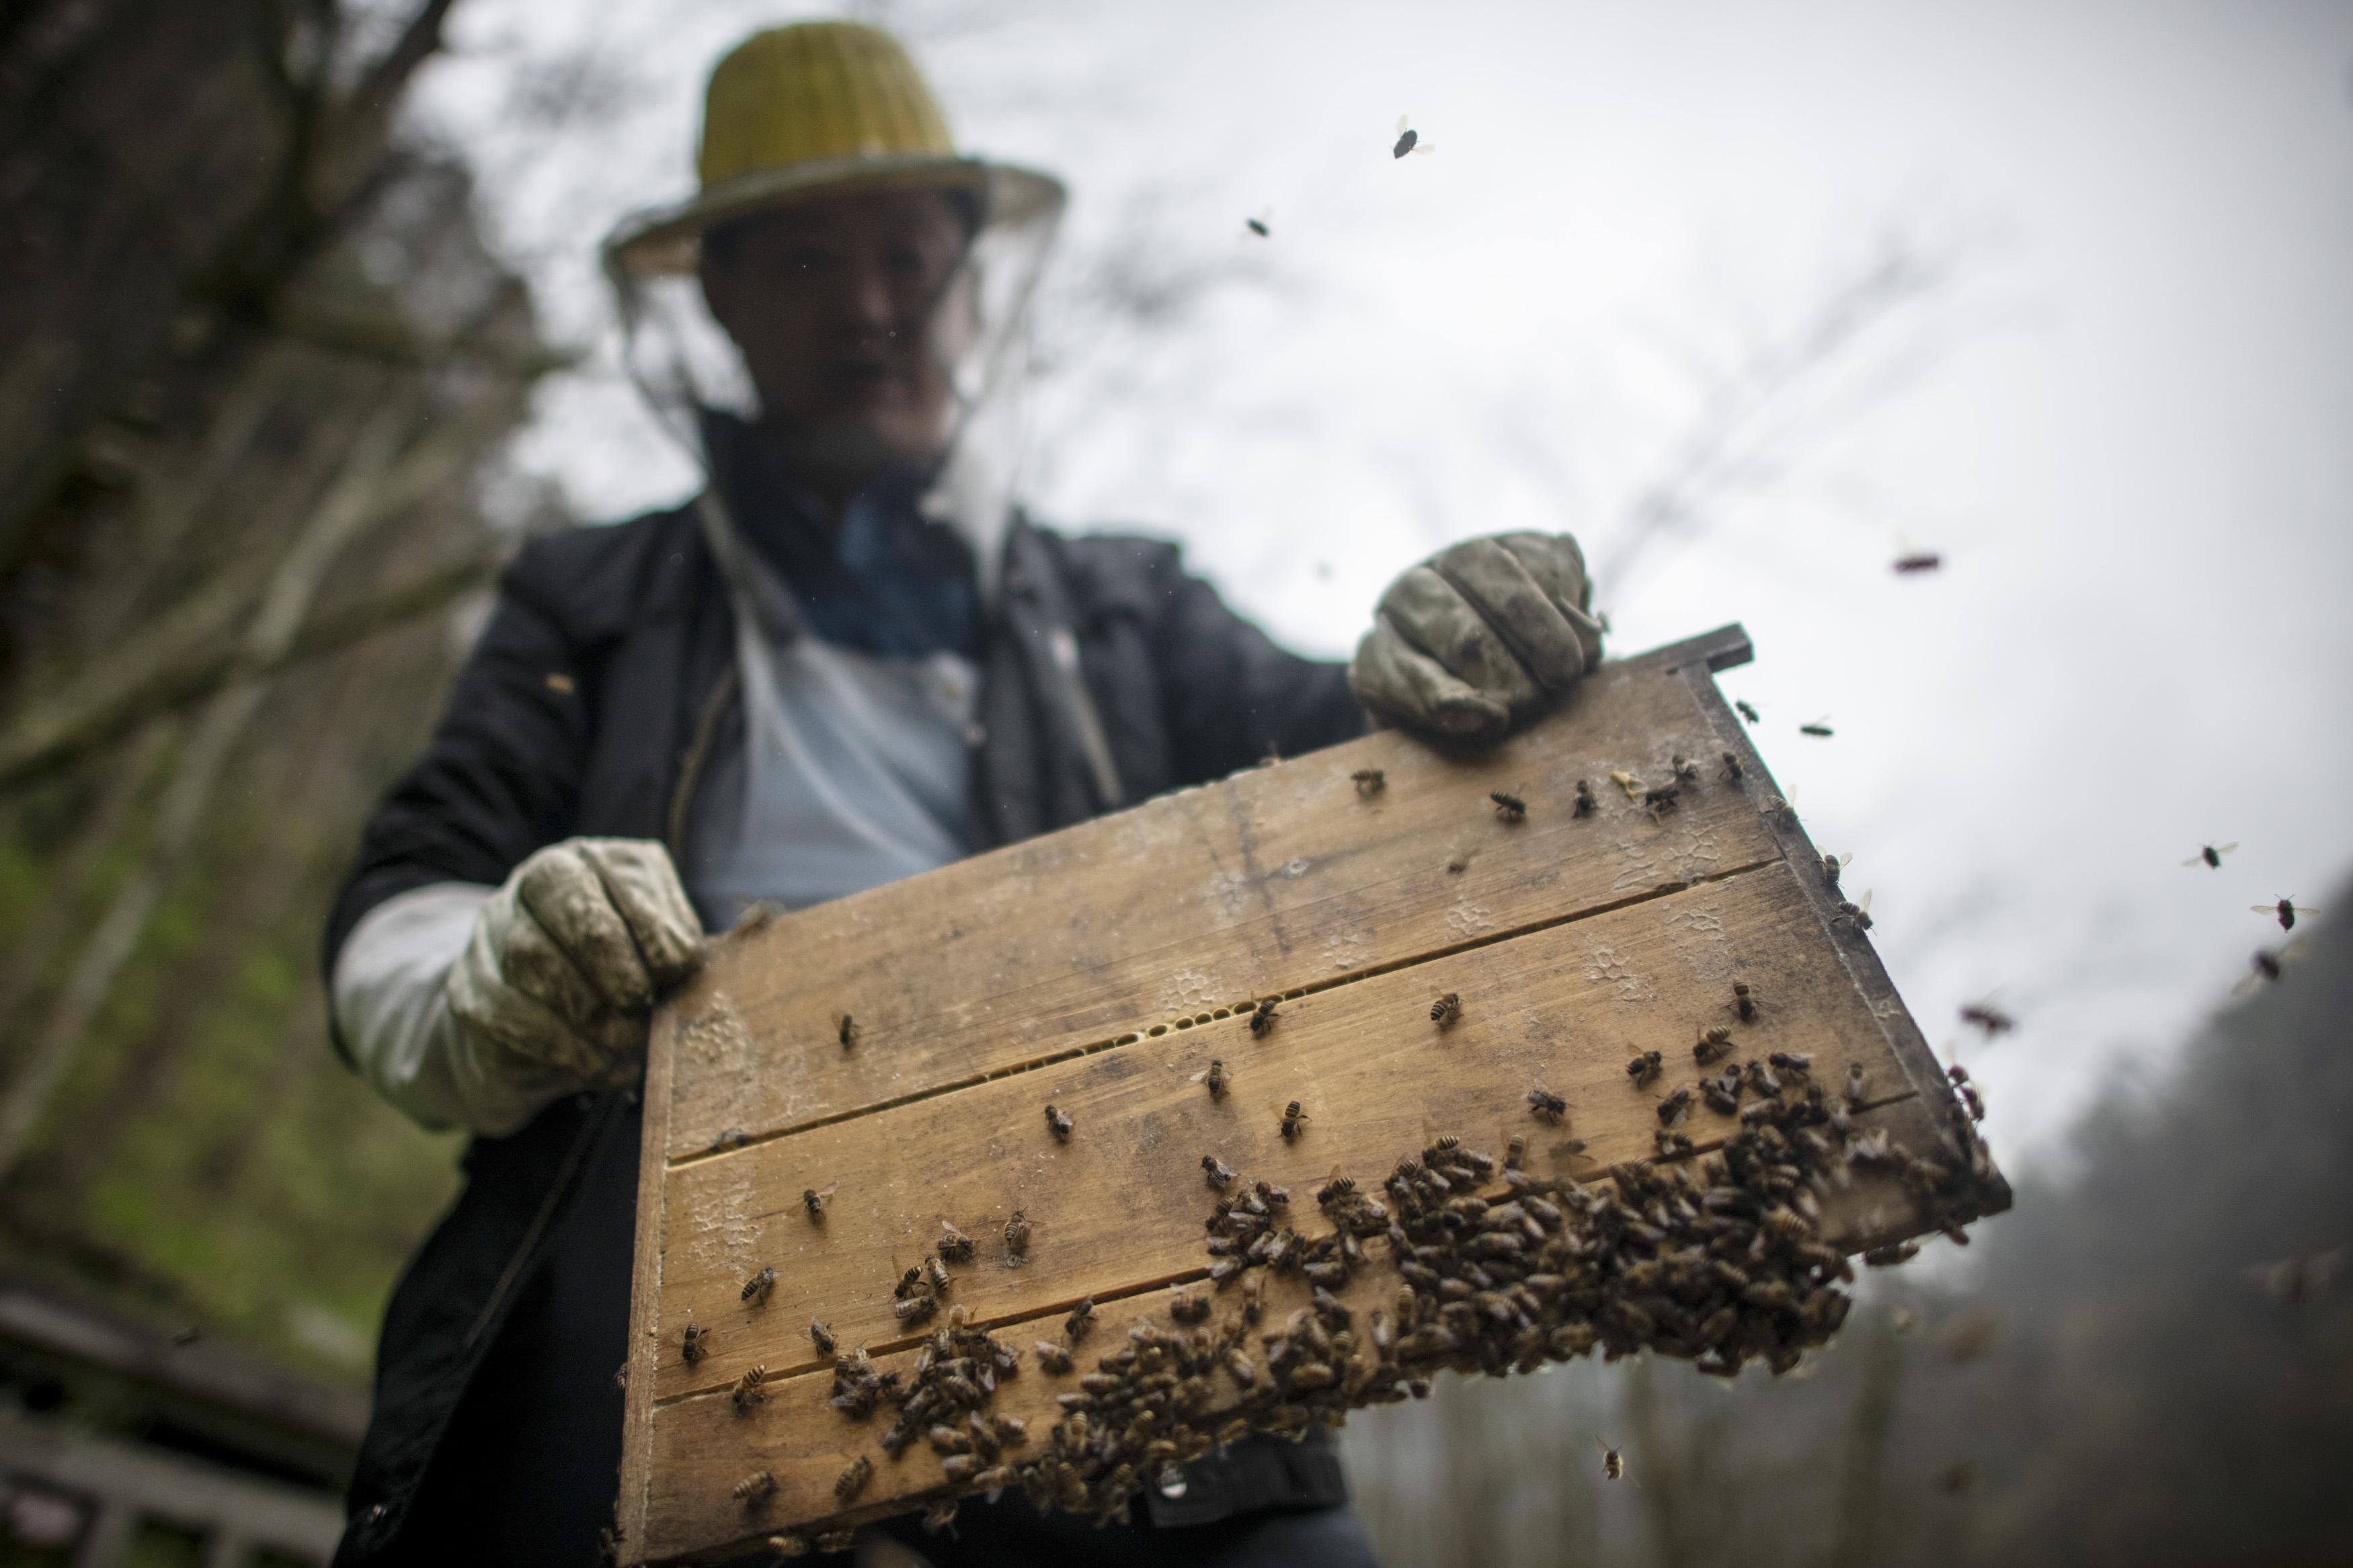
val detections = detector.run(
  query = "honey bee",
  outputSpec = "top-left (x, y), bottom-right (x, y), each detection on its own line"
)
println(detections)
top-left (1035, 1339), bottom-right (1074, 1374)
top-left (1250, 998), bottom-right (1281, 1036)
top-left (895, 1294), bottom-right (939, 1325)
top-left (1693, 1026), bottom-right (1732, 1065)
top-left (1573, 778), bottom-right (1599, 816)
top-left (835, 1455), bottom-right (873, 1501)
top-left (1671, 755), bottom-right (1702, 782)
top-left (1279, 1101), bottom-right (1310, 1141)
top-left (1653, 1129), bottom-right (1693, 1158)
top-left (682, 1321), bottom-right (709, 1364)
top-left (1834, 891), bottom-right (1874, 931)
top-left (1490, 790), bottom-right (1527, 822)
top-left (1800, 718), bottom-right (1833, 738)
top-left (1392, 114), bottom-right (1434, 157)
top-left (1718, 751), bottom-right (1744, 782)
top-left (1958, 1001), bottom-right (2015, 1037)
top-left (923, 1254), bottom-right (953, 1294)
top-left (937, 1220), bottom-right (975, 1262)
top-left (1044, 1103), bottom-right (1074, 1141)
top-left (733, 1469), bottom-right (776, 1503)
top-left (1734, 700), bottom-right (1761, 725)
top-left (1351, 768), bottom-right (1386, 795)
top-left (2235, 940), bottom-right (2307, 995)
top-left (1246, 213), bottom-right (1273, 238)
top-left (1004, 1210), bottom-right (1031, 1257)
top-left (1505, 1133), bottom-right (1529, 1170)
top-left (809, 1318), bottom-right (836, 1356)
top-left (1844, 1062), bottom-right (1868, 1108)
top-left (1893, 552), bottom-right (1943, 574)
top-left (731, 1364), bottom-right (768, 1411)
top-left (1526, 1084), bottom-right (1567, 1124)
top-left (1642, 780), bottom-right (1681, 815)
top-left (1203, 1154), bottom-right (1237, 1189)
top-left (802, 1182), bottom-right (838, 1222)
top-left (815, 1531), bottom-right (856, 1554)
top-left (767, 1535), bottom-right (811, 1559)
top-left (838, 1014), bottom-right (860, 1050)
top-left (1626, 1050), bottom-right (1663, 1087)
top-left (1769, 1050), bottom-right (1812, 1077)
top-left (1066, 1297), bottom-right (1096, 1339)
top-left (893, 1265), bottom-right (924, 1301)
top-left (1821, 850), bottom-right (1851, 886)
top-left (741, 1267), bottom-right (775, 1306)
top-left (1431, 992), bottom-right (1462, 1027)
top-left (1596, 1438), bottom-right (1626, 1481)
top-left (1191, 1058), bottom-right (1230, 1097)
top-left (1655, 1087), bottom-right (1693, 1126)
top-left (1170, 1288), bottom-right (1211, 1324)
top-left (2254, 897), bottom-right (2314, 932)
top-left (1732, 981), bottom-right (1757, 1022)
top-left (2182, 841), bottom-right (2238, 869)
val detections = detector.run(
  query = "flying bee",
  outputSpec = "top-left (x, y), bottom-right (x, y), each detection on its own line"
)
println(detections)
top-left (733, 1469), bottom-right (776, 1503)
top-left (1694, 1026), bottom-right (1732, 1065)
top-left (1250, 997), bottom-right (1281, 1036)
top-left (1526, 1083), bottom-right (1568, 1124)
top-left (1893, 552), bottom-right (1943, 574)
top-left (1845, 1062), bottom-right (1868, 1108)
top-left (924, 1254), bottom-right (953, 1294)
top-left (1608, 770), bottom-right (1645, 800)
top-left (1044, 1103), bottom-right (1074, 1141)
top-left (1596, 1438), bottom-right (1626, 1482)
top-left (1066, 1296), bottom-right (1096, 1339)
top-left (1821, 851), bottom-right (1851, 886)
top-left (1431, 992), bottom-right (1462, 1027)
top-left (937, 1220), bottom-right (975, 1262)
top-left (1733, 981), bottom-right (1757, 1022)
top-left (1244, 210), bottom-right (1273, 238)
top-left (809, 1318), bottom-right (836, 1357)
top-left (1800, 718), bottom-right (1833, 737)
top-left (1392, 114), bottom-right (1435, 158)
top-left (834, 1455), bottom-right (873, 1502)
top-left (838, 1014), bottom-right (860, 1050)
top-left (1004, 1210), bottom-right (1031, 1257)
top-left (1351, 768), bottom-right (1385, 795)
top-left (801, 1182), bottom-right (838, 1222)
top-left (2184, 841), bottom-right (2238, 869)
top-left (1718, 751), bottom-right (1744, 782)
top-left (731, 1364), bottom-right (768, 1411)
top-left (741, 1267), bottom-right (775, 1306)
top-left (1573, 778), bottom-right (1599, 815)
top-left (1203, 1154), bottom-right (1237, 1190)
top-left (1671, 754), bottom-right (1702, 782)
top-left (1490, 790), bottom-right (1527, 822)
top-left (1280, 1100), bottom-right (1310, 1141)
top-left (1834, 890), bottom-right (1874, 931)
top-left (682, 1321), bottom-right (709, 1365)
top-left (1626, 1050), bottom-right (1663, 1087)
top-left (1734, 699), bottom-right (1761, 725)
top-left (2255, 897), bottom-right (2314, 932)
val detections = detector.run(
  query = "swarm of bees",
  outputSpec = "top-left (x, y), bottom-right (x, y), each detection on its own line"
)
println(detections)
top-left (1279, 1100), bottom-right (1310, 1141)
top-left (1045, 1104), bottom-right (1075, 1141)
top-left (1351, 768), bottom-right (1385, 796)
top-left (1250, 999), bottom-right (1281, 1036)
top-left (1431, 992), bottom-right (1462, 1028)
top-left (1490, 790), bottom-right (1527, 823)
top-left (741, 1268), bottom-right (775, 1307)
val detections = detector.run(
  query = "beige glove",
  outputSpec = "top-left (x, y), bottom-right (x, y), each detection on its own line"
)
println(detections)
top-left (446, 838), bottom-right (705, 1094)
top-left (1349, 532), bottom-right (1605, 747)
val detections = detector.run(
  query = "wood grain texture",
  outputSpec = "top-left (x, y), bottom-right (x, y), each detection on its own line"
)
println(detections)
top-left (657, 641), bottom-right (1781, 1163)
top-left (645, 861), bottom-right (1925, 1407)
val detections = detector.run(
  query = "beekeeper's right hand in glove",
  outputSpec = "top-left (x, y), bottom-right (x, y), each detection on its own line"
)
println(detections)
top-left (446, 838), bottom-right (705, 1096)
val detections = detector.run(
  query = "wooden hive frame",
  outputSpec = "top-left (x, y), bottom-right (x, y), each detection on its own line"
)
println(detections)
top-left (615, 624), bottom-right (2008, 1561)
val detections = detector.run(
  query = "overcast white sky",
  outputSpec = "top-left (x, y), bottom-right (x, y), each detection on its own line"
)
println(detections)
top-left (410, 0), bottom-right (2353, 1173)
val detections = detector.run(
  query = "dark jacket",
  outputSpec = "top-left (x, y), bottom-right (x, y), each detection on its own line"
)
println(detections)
top-left (323, 500), bottom-right (1369, 1565)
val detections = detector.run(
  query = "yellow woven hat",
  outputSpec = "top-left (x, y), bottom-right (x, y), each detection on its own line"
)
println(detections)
top-left (604, 21), bottom-right (1064, 279)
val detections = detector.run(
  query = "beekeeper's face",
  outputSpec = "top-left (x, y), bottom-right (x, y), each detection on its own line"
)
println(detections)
top-left (699, 185), bottom-right (976, 481)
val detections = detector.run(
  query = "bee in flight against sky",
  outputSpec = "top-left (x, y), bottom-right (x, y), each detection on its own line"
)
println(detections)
top-left (1490, 790), bottom-right (1527, 822)
top-left (1958, 1001), bottom-right (2016, 1037)
top-left (2254, 896), bottom-right (2314, 932)
top-left (2184, 841), bottom-right (2238, 869)
top-left (1250, 997), bottom-right (1281, 1036)
top-left (2233, 940), bottom-right (2308, 996)
top-left (1191, 1058), bottom-right (1230, 1096)
top-left (1892, 552), bottom-right (1943, 573)
top-left (1392, 114), bottom-right (1435, 158)
top-left (1244, 209), bottom-right (1272, 237)
top-left (1800, 718), bottom-right (1834, 738)
top-left (1734, 699), bottom-right (1760, 725)
top-left (801, 1182), bottom-right (839, 1222)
